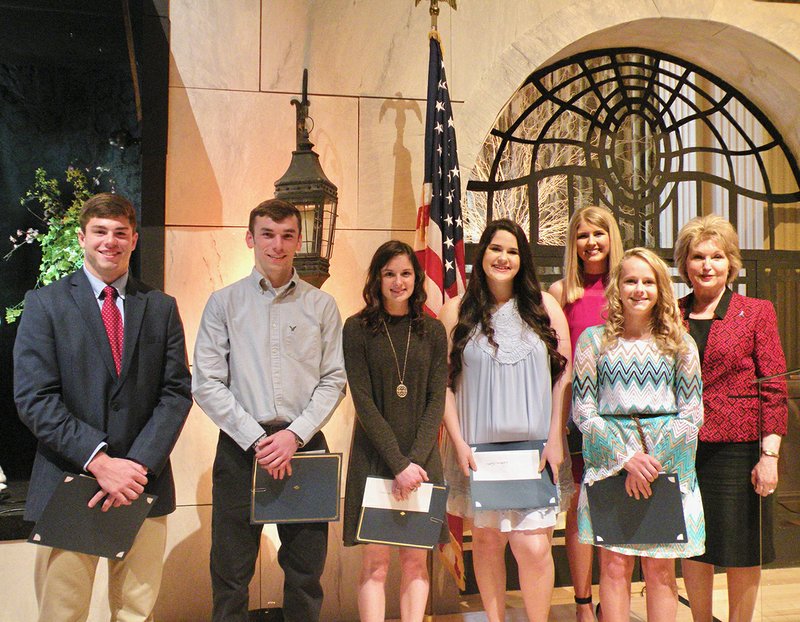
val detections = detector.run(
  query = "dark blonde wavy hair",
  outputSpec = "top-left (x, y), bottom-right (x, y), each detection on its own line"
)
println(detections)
top-left (603, 247), bottom-right (688, 357)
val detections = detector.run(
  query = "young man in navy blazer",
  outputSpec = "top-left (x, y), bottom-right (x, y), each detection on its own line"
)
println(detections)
top-left (14, 193), bottom-right (192, 621)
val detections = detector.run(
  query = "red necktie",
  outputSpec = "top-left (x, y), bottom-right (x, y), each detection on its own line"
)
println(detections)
top-left (101, 285), bottom-right (124, 375)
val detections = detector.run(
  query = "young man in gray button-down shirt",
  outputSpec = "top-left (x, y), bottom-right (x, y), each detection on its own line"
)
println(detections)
top-left (193, 199), bottom-right (346, 622)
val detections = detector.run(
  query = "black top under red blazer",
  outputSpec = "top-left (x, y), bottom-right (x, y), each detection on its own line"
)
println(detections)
top-left (679, 290), bottom-right (787, 443)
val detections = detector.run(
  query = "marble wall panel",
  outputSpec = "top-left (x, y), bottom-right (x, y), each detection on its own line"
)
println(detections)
top-left (260, 0), bottom-right (451, 99)
top-left (154, 505), bottom-right (214, 620)
top-left (0, 541), bottom-right (37, 622)
top-left (166, 88), bottom-right (358, 229)
top-left (165, 226), bottom-right (254, 360)
top-left (447, 0), bottom-right (555, 98)
top-left (170, 404), bottom-right (218, 506)
top-left (169, 0), bottom-right (261, 91)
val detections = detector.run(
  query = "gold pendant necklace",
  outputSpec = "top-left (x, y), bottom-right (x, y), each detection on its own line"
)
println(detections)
top-left (382, 318), bottom-right (412, 398)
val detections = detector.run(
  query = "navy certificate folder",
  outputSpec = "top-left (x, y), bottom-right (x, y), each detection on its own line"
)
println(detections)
top-left (586, 472), bottom-right (687, 545)
top-left (356, 479), bottom-right (448, 549)
top-left (469, 440), bottom-right (558, 510)
top-left (28, 473), bottom-right (157, 559)
top-left (250, 452), bottom-right (342, 524)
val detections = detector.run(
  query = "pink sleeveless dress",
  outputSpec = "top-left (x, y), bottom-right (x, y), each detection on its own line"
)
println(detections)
top-left (562, 272), bottom-right (607, 482)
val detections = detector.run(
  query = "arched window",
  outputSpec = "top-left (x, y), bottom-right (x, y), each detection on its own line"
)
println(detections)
top-left (466, 48), bottom-right (800, 366)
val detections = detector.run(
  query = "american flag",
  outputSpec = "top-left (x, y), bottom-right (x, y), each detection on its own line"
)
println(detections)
top-left (414, 35), bottom-right (466, 316)
top-left (415, 33), bottom-right (467, 591)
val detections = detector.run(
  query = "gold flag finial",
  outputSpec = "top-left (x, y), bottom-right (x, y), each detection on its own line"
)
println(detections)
top-left (415, 0), bottom-right (457, 31)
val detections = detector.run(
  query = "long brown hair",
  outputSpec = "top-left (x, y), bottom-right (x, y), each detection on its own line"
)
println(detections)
top-left (356, 240), bottom-right (427, 334)
top-left (449, 219), bottom-right (566, 388)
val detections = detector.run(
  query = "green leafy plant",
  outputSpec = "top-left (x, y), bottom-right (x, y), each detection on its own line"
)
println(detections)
top-left (4, 166), bottom-right (114, 324)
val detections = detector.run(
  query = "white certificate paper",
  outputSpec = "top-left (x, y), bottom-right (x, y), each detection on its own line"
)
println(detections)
top-left (470, 448), bottom-right (541, 482)
top-left (361, 477), bottom-right (433, 512)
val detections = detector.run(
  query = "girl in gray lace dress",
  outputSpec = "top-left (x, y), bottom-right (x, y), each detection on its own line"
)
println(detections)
top-left (439, 219), bottom-right (572, 622)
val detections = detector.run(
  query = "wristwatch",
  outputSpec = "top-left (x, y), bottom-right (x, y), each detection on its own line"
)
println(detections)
top-left (251, 433), bottom-right (267, 451)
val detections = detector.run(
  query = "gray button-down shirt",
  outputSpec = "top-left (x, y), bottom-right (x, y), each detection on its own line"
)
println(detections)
top-left (192, 268), bottom-right (346, 450)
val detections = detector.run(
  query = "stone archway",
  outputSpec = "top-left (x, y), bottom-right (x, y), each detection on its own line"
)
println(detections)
top-left (458, 10), bottom-right (800, 176)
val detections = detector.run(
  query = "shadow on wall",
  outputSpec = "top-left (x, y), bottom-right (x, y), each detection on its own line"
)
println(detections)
top-left (154, 467), bottom-right (284, 620)
top-left (154, 468), bottom-right (215, 620)
top-left (165, 67), bottom-right (222, 228)
top-left (380, 93), bottom-right (422, 229)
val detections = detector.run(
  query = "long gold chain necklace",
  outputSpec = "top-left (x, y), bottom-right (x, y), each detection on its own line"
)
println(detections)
top-left (381, 318), bottom-right (412, 398)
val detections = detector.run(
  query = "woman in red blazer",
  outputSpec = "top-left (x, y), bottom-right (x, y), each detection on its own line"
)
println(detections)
top-left (674, 215), bottom-right (788, 622)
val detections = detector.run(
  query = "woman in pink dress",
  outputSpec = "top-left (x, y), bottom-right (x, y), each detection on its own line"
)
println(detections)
top-left (549, 206), bottom-right (623, 621)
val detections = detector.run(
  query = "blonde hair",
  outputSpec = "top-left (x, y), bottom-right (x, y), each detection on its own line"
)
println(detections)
top-left (562, 205), bottom-right (624, 304)
top-left (603, 247), bottom-right (688, 357)
top-left (673, 214), bottom-right (742, 285)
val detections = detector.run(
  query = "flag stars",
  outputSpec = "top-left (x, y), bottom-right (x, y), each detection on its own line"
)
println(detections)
top-left (435, 122), bottom-right (444, 134)
top-left (444, 215), bottom-right (453, 226)
top-left (450, 167), bottom-right (460, 178)
top-left (455, 216), bottom-right (463, 228)
top-left (448, 117), bottom-right (454, 128)
top-left (446, 192), bottom-right (453, 204)
top-left (444, 237), bottom-right (454, 249)
top-left (445, 259), bottom-right (454, 272)
top-left (435, 100), bottom-right (445, 112)
top-left (438, 79), bottom-right (448, 91)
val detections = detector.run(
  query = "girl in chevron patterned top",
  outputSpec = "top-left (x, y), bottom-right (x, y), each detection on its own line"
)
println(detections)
top-left (439, 219), bottom-right (572, 622)
top-left (572, 247), bottom-right (705, 622)
top-left (549, 205), bottom-right (624, 622)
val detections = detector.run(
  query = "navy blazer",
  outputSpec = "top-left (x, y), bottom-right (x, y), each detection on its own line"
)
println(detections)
top-left (13, 269), bottom-right (192, 521)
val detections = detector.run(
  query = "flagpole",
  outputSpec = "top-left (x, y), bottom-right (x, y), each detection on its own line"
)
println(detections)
top-left (414, 0), bottom-right (458, 32)
top-left (413, 0), bottom-right (468, 597)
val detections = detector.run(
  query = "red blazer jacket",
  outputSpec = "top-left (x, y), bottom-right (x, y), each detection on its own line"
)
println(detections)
top-left (679, 290), bottom-right (787, 443)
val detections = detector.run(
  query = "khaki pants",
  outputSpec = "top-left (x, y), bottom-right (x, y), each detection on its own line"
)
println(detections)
top-left (34, 516), bottom-right (167, 622)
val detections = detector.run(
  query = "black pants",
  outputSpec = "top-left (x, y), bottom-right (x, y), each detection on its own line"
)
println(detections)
top-left (210, 429), bottom-right (329, 622)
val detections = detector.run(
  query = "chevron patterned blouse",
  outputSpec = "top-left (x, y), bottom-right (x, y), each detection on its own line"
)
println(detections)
top-left (571, 325), bottom-right (705, 557)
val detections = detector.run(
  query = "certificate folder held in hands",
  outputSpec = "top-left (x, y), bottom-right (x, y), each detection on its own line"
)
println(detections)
top-left (587, 472), bottom-right (687, 545)
top-left (356, 477), bottom-right (448, 549)
top-left (250, 453), bottom-right (342, 524)
top-left (469, 440), bottom-right (558, 510)
top-left (29, 473), bottom-right (157, 559)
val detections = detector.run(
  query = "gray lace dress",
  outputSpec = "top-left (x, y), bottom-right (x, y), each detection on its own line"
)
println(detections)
top-left (441, 299), bottom-right (573, 531)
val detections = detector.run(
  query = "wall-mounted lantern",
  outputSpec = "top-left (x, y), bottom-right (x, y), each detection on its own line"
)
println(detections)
top-left (274, 69), bottom-right (338, 288)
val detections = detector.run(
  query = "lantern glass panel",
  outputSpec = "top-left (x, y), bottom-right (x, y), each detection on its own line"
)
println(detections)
top-left (296, 202), bottom-right (320, 255)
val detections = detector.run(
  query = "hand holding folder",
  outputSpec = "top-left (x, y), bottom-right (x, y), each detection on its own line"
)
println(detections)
top-left (469, 440), bottom-right (559, 510)
top-left (250, 452), bottom-right (342, 524)
top-left (587, 472), bottom-right (686, 545)
top-left (29, 473), bottom-right (157, 559)
top-left (356, 477), bottom-right (448, 549)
